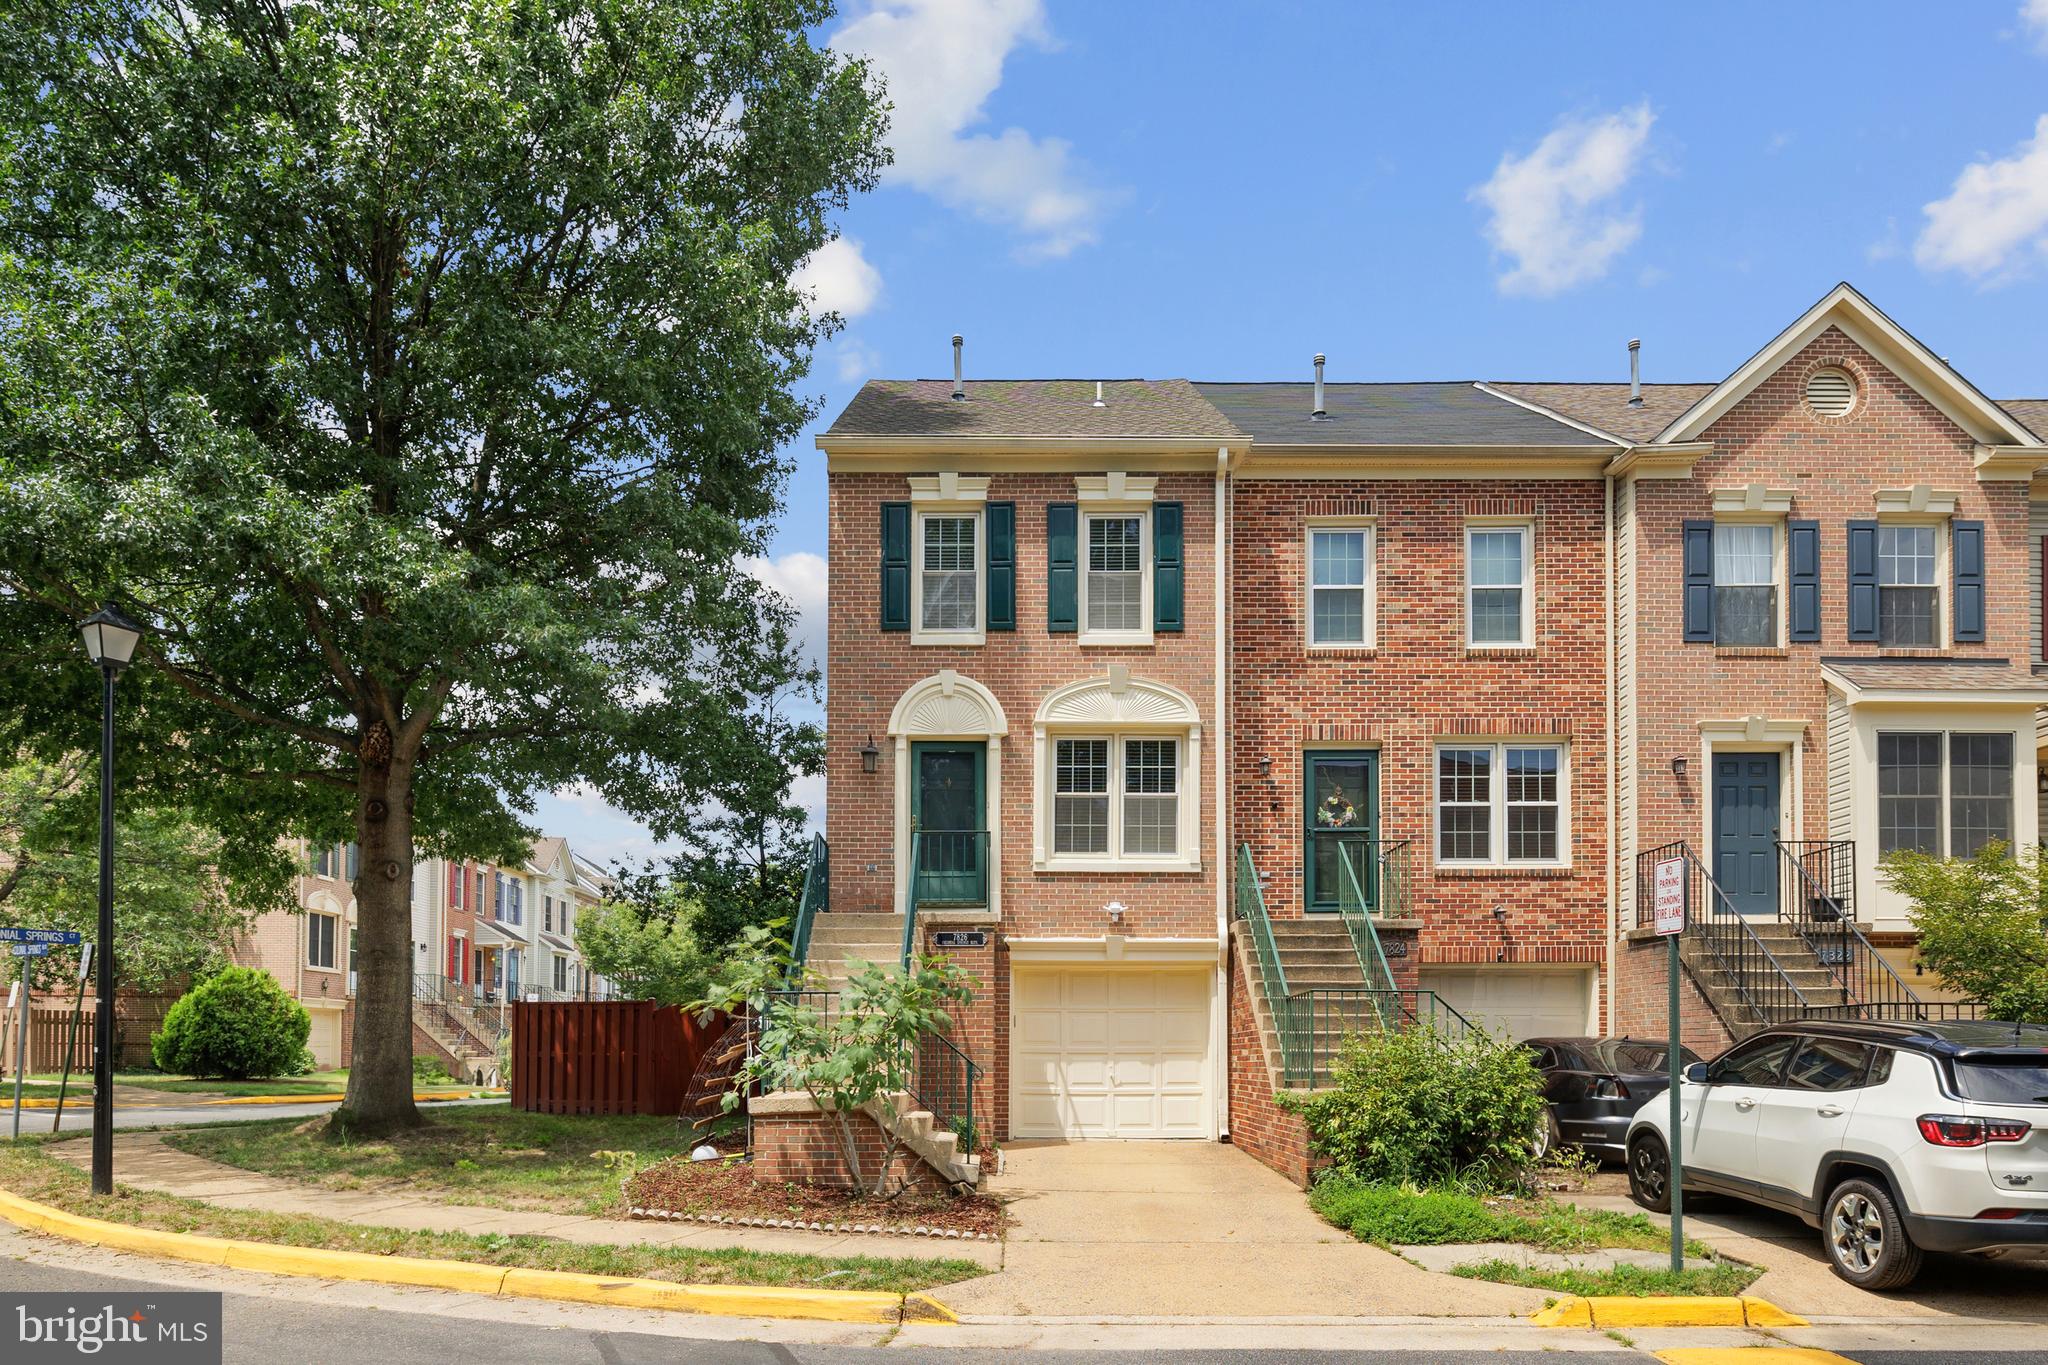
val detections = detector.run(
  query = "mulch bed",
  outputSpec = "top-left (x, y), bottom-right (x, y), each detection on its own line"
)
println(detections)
top-left (624, 1153), bottom-right (1005, 1241)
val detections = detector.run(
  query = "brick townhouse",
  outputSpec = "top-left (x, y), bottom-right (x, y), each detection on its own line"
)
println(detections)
top-left (808, 283), bottom-right (2048, 1183)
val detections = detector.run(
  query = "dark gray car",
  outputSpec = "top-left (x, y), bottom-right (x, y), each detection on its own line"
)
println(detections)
top-left (1527, 1036), bottom-right (1702, 1163)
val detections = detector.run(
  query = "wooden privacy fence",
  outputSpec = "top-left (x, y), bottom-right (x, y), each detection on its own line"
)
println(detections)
top-left (0, 1006), bottom-right (95, 1076)
top-left (510, 1000), bottom-right (729, 1116)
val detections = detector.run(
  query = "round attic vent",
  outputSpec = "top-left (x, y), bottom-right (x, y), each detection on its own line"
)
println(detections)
top-left (1805, 367), bottom-right (1857, 418)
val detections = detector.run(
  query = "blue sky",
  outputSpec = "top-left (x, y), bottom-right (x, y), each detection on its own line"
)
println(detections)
top-left (540, 0), bottom-right (2048, 866)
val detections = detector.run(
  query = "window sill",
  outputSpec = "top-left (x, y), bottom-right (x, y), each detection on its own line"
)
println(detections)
top-left (910, 632), bottom-right (986, 648)
top-left (1464, 645), bottom-right (1534, 656)
top-left (305, 965), bottom-right (342, 974)
top-left (1876, 647), bottom-right (1949, 658)
top-left (1033, 858), bottom-right (1202, 875)
top-left (1307, 644), bottom-right (1377, 656)
top-left (1432, 863), bottom-right (1576, 879)
top-left (1715, 646), bottom-right (1788, 659)
top-left (1077, 633), bottom-right (1155, 648)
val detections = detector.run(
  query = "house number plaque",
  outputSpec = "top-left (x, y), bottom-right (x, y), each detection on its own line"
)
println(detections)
top-left (933, 930), bottom-right (988, 949)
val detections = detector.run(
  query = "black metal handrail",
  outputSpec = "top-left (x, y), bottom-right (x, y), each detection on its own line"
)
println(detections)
top-left (410, 972), bottom-right (499, 1053)
top-left (1799, 1000), bottom-right (1985, 1022)
top-left (910, 1027), bottom-right (981, 1160)
top-left (1637, 840), bottom-right (1811, 1031)
top-left (1777, 840), bottom-right (1920, 1017)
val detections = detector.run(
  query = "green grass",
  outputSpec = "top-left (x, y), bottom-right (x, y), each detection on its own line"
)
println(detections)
top-left (1450, 1257), bottom-right (1763, 1298)
top-left (163, 1107), bottom-right (694, 1216)
top-left (20, 1070), bottom-right (474, 1097)
top-left (1308, 1176), bottom-right (1713, 1257)
top-left (0, 1138), bottom-right (981, 1294)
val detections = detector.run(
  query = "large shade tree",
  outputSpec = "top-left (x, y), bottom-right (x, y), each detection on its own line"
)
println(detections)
top-left (0, 0), bottom-right (885, 1130)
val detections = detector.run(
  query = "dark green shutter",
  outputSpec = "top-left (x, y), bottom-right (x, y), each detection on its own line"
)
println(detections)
top-left (1953, 519), bottom-right (1985, 642)
top-left (1682, 520), bottom-right (1714, 642)
top-left (1788, 520), bottom-right (1820, 642)
top-left (880, 502), bottom-right (910, 631)
top-left (1047, 502), bottom-right (1078, 633)
top-left (986, 501), bottom-right (1016, 631)
top-left (1153, 501), bottom-right (1184, 632)
top-left (1846, 520), bottom-right (1879, 642)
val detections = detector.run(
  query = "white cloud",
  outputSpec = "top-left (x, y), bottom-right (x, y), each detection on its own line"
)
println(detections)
top-left (1471, 103), bottom-right (1655, 297)
top-left (790, 237), bottom-right (882, 320)
top-left (834, 337), bottom-right (882, 384)
top-left (832, 0), bottom-right (1107, 258)
top-left (1915, 114), bottom-right (2048, 282)
top-left (744, 550), bottom-right (828, 671)
top-left (2024, 0), bottom-right (2048, 52)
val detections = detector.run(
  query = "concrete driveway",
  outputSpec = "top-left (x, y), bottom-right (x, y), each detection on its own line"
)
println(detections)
top-left (1564, 1171), bottom-right (2048, 1322)
top-left (937, 1140), bottom-right (1546, 1319)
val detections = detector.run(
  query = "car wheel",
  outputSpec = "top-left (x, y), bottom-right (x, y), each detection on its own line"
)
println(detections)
top-left (1823, 1178), bottom-right (1923, 1291)
top-left (1627, 1133), bottom-right (1670, 1214)
top-left (1532, 1111), bottom-right (1560, 1162)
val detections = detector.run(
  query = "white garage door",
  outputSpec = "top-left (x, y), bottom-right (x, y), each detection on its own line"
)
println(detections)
top-left (1418, 968), bottom-right (1592, 1040)
top-left (1011, 968), bottom-right (1213, 1139)
top-left (306, 1008), bottom-right (343, 1070)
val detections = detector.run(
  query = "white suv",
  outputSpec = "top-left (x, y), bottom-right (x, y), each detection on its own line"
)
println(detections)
top-left (1625, 1019), bottom-right (2048, 1289)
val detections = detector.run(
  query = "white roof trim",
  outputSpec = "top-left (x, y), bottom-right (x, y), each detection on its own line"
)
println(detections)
top-left (1656, 283), bottom-right (2040, 448)
top-left (1470, 381), bottom-right (1629, 447)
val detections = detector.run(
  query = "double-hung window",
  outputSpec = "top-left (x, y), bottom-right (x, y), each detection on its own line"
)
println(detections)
top-left (1713, 524), bottom-right (1777, 646)
top-left (1877, 731), bottom-right (2013, 858)
top-left (1084, 514), bottom-right (1146, 635)
top-left (1877, 524), bottom-right (1938, 646)
top-left (919, 513), bottom-right (980, 635)
top-left (1435, 742), bottom-right (1566, 867)
top-left (1048, 735), bottom-right (1182, 861)
top-left (307, 913), bottom-right (337, 969)
top-left (1308, 527), bottom-right (1372, 646)
top-left (1466, 525), bottom-right (1531, 647)
top-left (553, 956), bottom-right (569, 991)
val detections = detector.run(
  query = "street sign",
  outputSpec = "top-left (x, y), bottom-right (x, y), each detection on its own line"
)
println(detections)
top-left (10, 944), bottom-right (52, 957)
top-left (0, 927), bottom-right (83, 945)
top-left (1652, 856), bottom-right (1687, 936)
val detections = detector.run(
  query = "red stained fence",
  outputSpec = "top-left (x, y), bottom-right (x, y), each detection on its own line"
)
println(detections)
top-left (509, 1000), bottom-right (728, 1117)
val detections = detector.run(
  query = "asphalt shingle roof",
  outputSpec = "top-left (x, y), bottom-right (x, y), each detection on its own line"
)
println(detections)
top-left (825, 379), bottom-right (1245, 439)
top-left (2000, 399), bottom-right (2048, 441)
top-left (1823, 658), bottom-right (2048, 695)
top-left (1486, 383), bottom-right (1717, 444)
top-left (1194, 382), bottom-right (1614, 447)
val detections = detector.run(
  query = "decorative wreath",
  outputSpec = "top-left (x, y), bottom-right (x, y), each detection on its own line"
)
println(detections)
top-left (1316, 787), bottom-right (1358, 828)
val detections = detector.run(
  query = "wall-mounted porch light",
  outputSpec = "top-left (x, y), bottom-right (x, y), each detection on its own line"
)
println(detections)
top-left (1670, 756), bottom-right (1688, 777)
top-left (859, 734), bottom-right (880, 774)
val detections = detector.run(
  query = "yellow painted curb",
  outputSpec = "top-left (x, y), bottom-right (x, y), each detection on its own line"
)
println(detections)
top-left (1655, 1349), bottom-right (1858, 1365)
top-left (3, 1090), bottom-right (488, 1110)
top-left (1531, 1295), bottom-right (1806, 1328)
top-left (0, 1185), bottom-right (948, 1326)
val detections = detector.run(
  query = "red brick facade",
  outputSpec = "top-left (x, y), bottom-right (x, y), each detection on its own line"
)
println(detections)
top-left (1224, 930), bottom-right (1313, 1187)
top-left (751, 1102), bottom-right (955, 1194)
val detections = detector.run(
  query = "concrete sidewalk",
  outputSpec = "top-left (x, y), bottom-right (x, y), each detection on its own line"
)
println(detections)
top-left (936, 1140), bottom-right (1546, 1319)
top-left (43, 1132), bottom-right (1002, 1269)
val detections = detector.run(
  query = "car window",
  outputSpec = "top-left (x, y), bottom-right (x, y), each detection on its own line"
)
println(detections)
top-left (1785, 1038), bottom-right (1874, 1091)
top-left (1601, 1041), bottom-right (1702, 1072)
top-left (1527, 1045), bottom-right (1557, 1069)
top-left (1953, 1058), bottom-right (2048, 1105)
top-left (1709, 1035), bottom-right (1796, 1086)
top-left (1867, 1049), bottom-right (1894, 1086)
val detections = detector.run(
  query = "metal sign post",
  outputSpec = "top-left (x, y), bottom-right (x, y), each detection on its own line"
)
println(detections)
top-left (9, 944), bottom-right (48, 1139)
top-left (1651, 855), bottom-right (1688, 1274)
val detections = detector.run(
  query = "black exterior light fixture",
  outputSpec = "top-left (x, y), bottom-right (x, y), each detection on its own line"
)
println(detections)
top-left (859, 733), bottom-right (880, 774)
top-left (78, 602), bottom-right (145, 1197)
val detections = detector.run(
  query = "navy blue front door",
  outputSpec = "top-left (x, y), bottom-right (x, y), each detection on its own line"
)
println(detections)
top-left (1712, 753), bottom-right (1780, 917)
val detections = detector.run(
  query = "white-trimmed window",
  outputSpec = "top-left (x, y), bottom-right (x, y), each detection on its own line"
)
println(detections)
top-left (1877, 730), bottom-right (2013, 858)
top-left (307, 912), bottom-right (338, 969)
top-left (1308, 526), bottom-right (1373, 646)
top-left (1047, 734), bottom-right (1184, 863)
top-left (1081, 511), bottom-right (1150, 639)
top-left (1466, 524), bottom-right (1532, 647)
top-left (1434, 742), bottom-right (1566, 867)
top-left (553, 956), bottom-right (569, 992)
top-left (917, 511), bottom-right (981, 635)
top-left (1713, 523), bottom-right (1778, 647)
top-left (1877, 523), bottom-right (1939, 647)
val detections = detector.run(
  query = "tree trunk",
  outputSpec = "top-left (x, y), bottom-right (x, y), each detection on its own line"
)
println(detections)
top-left (334, 727), bottom-right (421, 1134)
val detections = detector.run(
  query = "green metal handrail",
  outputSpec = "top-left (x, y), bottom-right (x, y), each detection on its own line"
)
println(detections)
top-left (901, 831), bottom-right (921, 968)
top-left (1234, 843), bottom-right (1305, 1080)
top-left (790, 833), bottom-right (828, 969)
top-left (1334, 845), bottom-right (1400, 1030)
top-left (902, 830), bottom-right (989, 967)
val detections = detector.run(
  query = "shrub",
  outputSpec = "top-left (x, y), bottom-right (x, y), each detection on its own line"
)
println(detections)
top-left (1882, 842), bottom-right (2048, 1022)
top-left (1278, 1026), bottom-right (1546, 1192)
top-left (412, 1054), bottom-right (456, 1083)
top-left (150, 967), bottom-right (311, 1079)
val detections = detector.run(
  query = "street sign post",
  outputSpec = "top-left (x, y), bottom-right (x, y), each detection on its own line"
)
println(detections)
top-left (53, 944), bottom-right (91, 1134)
top-left (1651, 854), bottom-right (1688, 1274)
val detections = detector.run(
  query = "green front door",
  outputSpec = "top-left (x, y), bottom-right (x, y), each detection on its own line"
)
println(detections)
top-left (1304, 751), bottom-right (1379, 913)
top-left (911, 742), bottom-right (986, 904)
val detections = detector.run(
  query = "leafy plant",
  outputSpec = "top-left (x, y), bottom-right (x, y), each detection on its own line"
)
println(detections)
top-left (150, 967), bottom-right (312, 1080)
top-left (1881, 841), bottom-right (2048, 1022)
top-left (411, 1054), bottom-right (456, 1084)
top-left (573, 898), bottom-right (716, 1006)
top-left (1278, 1026), bottom-right (1546, 1192)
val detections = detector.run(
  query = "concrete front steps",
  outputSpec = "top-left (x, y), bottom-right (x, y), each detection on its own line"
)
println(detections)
top-left (1239, 917), bottom-right (1386, 1086)
top-left (1679, 921), bottom-right (1851, 1037)
top-left (805, 912), bottom-right (906, 995)
top-left (871, 1089), bottom-right (981, 1188)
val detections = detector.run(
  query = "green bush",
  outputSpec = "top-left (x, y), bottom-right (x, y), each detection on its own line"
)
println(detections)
top-left (412, 1054), bottom-right (456, 1083)
top-left (1882, 842), bottom-right (2048, 1022)
top-left (1278, 1026), bottom-right (1546, 1191)
top-left (150, 967), bottom-right (312, 1079)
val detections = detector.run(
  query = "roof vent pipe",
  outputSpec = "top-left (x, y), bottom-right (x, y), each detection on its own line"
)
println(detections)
top-left (1312, 353), bottom-right (1327, 419)
top-left (1627, 338), bottom-right (1644, 408)
top-left (951, 334), bottom-right (965, 401)
top-left (1092, 381), bottom-right (1105, 408)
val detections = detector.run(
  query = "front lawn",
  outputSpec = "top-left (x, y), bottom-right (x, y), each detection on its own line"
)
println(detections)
top-left (0, 1138), bottom-right (981, 1294)
top-left (21, 1069), bottom-right (469, 1098)
top-left (1452, 1258), bottom-right (1763, 1297)
top-left (163, 1107), bottom-right (693, 1215)
top-left (1309, 1176), bottom-right (1713, 1256)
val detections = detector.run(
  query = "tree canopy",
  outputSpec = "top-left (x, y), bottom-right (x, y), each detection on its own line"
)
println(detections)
top-left (0, 0), bottom-right (886, 1128)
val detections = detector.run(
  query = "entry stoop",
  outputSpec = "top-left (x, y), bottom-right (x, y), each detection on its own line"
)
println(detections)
top-left (803, 912), bottom-right (906, 993)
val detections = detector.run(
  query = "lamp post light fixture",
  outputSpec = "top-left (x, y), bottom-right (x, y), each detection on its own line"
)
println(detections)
top-left (78, 602), bottom-right (143, 1196)
top-left (859, 733), bottom-right (880, 774)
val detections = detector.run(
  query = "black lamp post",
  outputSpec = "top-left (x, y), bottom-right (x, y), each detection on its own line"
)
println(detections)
top-left (78, 602), bottom-right (143, 1196)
